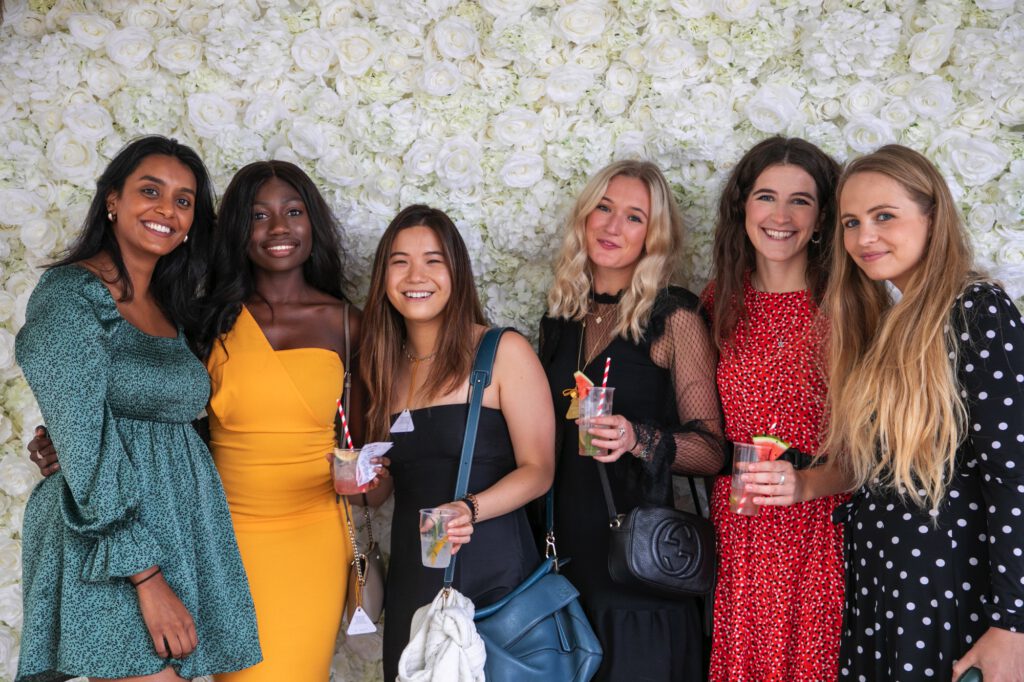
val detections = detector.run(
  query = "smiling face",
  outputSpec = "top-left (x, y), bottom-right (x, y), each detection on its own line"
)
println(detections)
top-left (840, 171), bottom-right (931, 292)
top-left (385, 225), bottom-right (452, 326)
top-left (106, 154), bottom-right (196, 263)
top-left (246, 176), bottom-right (314, 274)
top-left (743, 164), bottom-right (821, 275)
top-left (584, 174), bottom-right (650, 291)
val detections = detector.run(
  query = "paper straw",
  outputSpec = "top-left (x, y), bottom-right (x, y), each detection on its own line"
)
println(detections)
top-left (596, 356), bottom-right (611, 414)
top-left (336, 398), bottom-right (354, 449)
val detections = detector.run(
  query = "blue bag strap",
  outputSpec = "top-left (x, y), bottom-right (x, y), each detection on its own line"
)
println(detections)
top-left (443, 327), bottom-right (508, 588)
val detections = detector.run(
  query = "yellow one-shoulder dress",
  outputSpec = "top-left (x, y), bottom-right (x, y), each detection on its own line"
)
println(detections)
top-left (207, 307), bottom-right (351, 682)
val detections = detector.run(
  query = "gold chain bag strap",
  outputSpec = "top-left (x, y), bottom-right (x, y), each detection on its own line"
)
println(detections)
top-left (338, 302), bottom-right (386, 627)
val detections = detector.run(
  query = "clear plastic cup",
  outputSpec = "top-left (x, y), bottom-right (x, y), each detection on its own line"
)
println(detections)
top-left (578, 387), bottom-right (615, 456)
top-left (333, 448), bottom-right (368, 495)
top-left (419, 507), bottom-right (459, 568)
top-left (729, 442), bottom-right (772, 516)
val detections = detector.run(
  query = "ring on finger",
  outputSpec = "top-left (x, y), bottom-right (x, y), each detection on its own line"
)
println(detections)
top-left (779, 473), bottom-right (786, 486)
top-left (617, 426), bottom-right (626, 439)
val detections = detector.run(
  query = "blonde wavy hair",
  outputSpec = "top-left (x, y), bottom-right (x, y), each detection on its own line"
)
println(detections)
top-left (547, 160), bottom-right (683, 342)
top-left (823, 145), bottom-right (984, 510)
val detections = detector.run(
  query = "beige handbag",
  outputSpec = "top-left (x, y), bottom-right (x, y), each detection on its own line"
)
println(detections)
top-left (344, 496), bottom-right (385, 625)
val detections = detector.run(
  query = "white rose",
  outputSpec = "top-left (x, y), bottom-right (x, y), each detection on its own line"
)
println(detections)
top-left (20, 220), bottom-right (58, 257)
top-left (976, 0), bottom-right (1014, 7)
top-left (644, 36), bottom-right (704, 80)
top-left (61, 103), bottom-right (114, 142)
top-left (967, 203), bottom-right (998, 233)
top-left (305, 86), bottom-right (344, 121)
top-left (154, 36), bottom-right (203, 75)
top-left (176, 8), bottom-right (210, 33)
top-left (713, 0), bottom-right (760, 21)
top-left (906, 75), bottom-right (955, 121)
top-left (843, 116), bottom-right (896, 153)
top-left (187, 93), bottom-right (237, 138)
top-left (598, 91), bottom-right (628, 117)
top-left (418, 61), bottom-right (462, 97)
top-left (840, 81), bottom-right (885, 119)
top-left (0, 190), bottom-right (47, 226)
top-left (243, 95), bottom-right (283, 133)
top-left (605, 62), bottom-right (638, 96)
top-left (291, 29), bottom-right (335, 76)
top-left (954, 103), bottom-right (999, 137)
top-left (0, 537), bottom-right (19, 585)
top-left (403, 140), bottom-right (441, 178)
top-left (67, 13), bottom-right (115, 50)
top-left (104, 27), bottom-right (154, 69)
top-left (0, 582), bottom-right (21, 629)
top-left (372, 169), bottom-right (402, 198)
top-left (929, 131), bottom-right (1009, 187)
top-left (908, 23), bottom-right (956, 74)
top-left (432, 17), bottom-right (478, 60)
top-left (880, 99), bottom-right (916, 130)
top-left (334, 27), bottom-right (381, 77)
top-left (554, 1), bottom-right (607, 45)
top-left (500, 152), bottom-right (545, 188)
top-left (123, 4), bottom-right (169, 29)
top-left (491, 108), bottom-right (541, 147)
top-left (669, 0), bottom-right (712, 19)
top-left (319, 0), bottom-right (354, 30)
top-left (287, 118), bottom-right (326, 159)
top-left (545, 64), bottom-right (594, 104)
top-left (480, 0), bottom-right (537, 20)
top-left (519, 77), bottom-right (546, 103)
top-left (706, 36), bottom-right (733, 66)
top-left (13, 11), bottom-right (46, 38)
top-left (0, 292), bottom-right (15, 323)
top-left (315, 149), bottom-right (364, 187)
top-left (994, 92), bottom-right (1024, 125)
top-left (745, 83), bottom-right (803, 134)
top-left (0, 454), bottom-right (39, 499)
top-left (383, 51), bottom-right (410, 74)
top-left (0, 328), bottom-right (14, 377)
top-left (0, 623), bottom-right (15, 678)
top-left (83, 59), bottom-right (126, 99)
top-left (46, 130), bottom-right (98, 185)
top-left (435, 135), bottom-right (483, 190)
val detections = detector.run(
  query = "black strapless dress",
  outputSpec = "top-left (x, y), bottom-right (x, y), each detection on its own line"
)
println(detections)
top-left (382, 404), bottom-right (540, 681)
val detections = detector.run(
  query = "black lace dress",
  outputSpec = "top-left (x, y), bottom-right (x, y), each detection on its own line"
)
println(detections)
top-left (539, 287), bottom-right (725, 681)
top-left (382, 404), bottom-right (540, 682)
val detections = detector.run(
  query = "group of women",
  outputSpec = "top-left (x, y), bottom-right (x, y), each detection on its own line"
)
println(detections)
top-left (15, 131), bottom-right (1024, 682)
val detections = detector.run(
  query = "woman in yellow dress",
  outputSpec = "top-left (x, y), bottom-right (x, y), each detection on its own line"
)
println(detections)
top-left (30, 160), bottom-right (370, 681)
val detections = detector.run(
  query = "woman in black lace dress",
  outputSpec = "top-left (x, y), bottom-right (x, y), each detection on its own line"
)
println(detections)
top-left (540, 160), bottom-right (726, 681)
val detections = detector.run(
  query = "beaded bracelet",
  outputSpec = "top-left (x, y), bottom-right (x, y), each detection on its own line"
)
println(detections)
top-left (460, 492), bottom-right (480, 524)
top-left (630, 424), bottom-right (654, 463)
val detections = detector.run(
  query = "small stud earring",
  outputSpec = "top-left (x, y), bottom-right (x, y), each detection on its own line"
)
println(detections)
top-left (107, 211), bottom-right (115, 222)
top-left (183, 234), bottom-right (189, 243)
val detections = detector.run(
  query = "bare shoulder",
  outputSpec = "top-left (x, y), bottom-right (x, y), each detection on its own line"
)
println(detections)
top-left (494, 329), bottom-right (543, 372)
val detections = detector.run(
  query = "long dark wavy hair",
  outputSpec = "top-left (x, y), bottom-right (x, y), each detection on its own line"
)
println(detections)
top-left (707, 136), bottom-right (840, 349)
top-left (193, 160), bottom-right (350, 359)
top-left (361, 205), bottom-right (488, 441)
top-left (51, 135), bottom-right (215, 337)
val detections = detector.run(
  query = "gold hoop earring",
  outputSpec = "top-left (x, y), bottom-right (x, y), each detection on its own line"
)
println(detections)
top-left (810, 231), bottom-right (822, 245)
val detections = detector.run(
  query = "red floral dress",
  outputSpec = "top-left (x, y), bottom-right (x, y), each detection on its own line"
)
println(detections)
top-left (705, 279), bottom-right (846, 682)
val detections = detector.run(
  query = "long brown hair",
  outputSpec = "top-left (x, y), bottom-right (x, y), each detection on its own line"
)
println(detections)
top-left (547, 160), bottom-right (683, 342)
top-left (824, 144), bottom-right (983, 510)
top-left (707, 137), bottom-right (840, 349)
top-left (361, 205), bottom-right (488, 441)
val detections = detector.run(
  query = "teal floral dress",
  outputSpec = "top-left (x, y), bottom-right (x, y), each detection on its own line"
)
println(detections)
top-left (15, 266), bottom-right (261, 681)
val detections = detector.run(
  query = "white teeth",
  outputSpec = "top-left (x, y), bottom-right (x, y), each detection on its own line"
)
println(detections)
top-left (765, 229), bottom-right (795, 240)
top-left (267, 245), bottom-right (294, 252)
top-left (144, 222), bottom-right (171, 234)
top-left (406, 292), bottom-right (431, 299)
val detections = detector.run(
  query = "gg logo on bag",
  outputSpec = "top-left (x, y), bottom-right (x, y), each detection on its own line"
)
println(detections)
top-left (653, 518), bottom-right (702, 578)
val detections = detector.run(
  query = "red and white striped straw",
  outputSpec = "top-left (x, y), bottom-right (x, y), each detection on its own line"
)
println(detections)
top-left (597, 356), bottom-right (611, 414)
top-left (336, 398), bottom-right (354, 449)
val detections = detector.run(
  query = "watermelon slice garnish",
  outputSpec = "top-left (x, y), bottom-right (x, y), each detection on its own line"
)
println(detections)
top-left (752, 434), bottom-right (790, 461)
top-left (574, 371), bottom-right (594, 400)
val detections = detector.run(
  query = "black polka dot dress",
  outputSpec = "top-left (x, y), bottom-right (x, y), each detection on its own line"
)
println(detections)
top-left (836, 283), bottom-right (1024, 681)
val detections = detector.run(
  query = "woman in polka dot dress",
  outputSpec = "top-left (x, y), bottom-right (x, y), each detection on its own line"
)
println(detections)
top-left (814, 144), bottom-right (1024, 681)
top-left (703, 137), bottom-right (846, 681)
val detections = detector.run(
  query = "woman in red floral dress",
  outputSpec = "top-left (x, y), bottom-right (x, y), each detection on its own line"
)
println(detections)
top-left (703, 137), bottom-right (846, 681)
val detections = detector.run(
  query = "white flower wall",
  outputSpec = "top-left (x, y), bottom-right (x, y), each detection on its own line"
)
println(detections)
top-left (0, 0), bottom-right (1022, 679)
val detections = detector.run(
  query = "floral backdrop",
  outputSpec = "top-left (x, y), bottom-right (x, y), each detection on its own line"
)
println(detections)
top-left (0, 0), bottom-right (1022, 679)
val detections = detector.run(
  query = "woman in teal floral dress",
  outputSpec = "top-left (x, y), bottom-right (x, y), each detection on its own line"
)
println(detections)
top-left (15, 136), bottom-right (261, 681)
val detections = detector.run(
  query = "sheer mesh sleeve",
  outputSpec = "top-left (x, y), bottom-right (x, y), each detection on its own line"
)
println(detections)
top-left (645, 305), bottom-right (726, 476)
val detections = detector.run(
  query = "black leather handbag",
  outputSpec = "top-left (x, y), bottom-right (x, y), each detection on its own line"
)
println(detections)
top-left (598, 464), bottom-right (716, 598)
